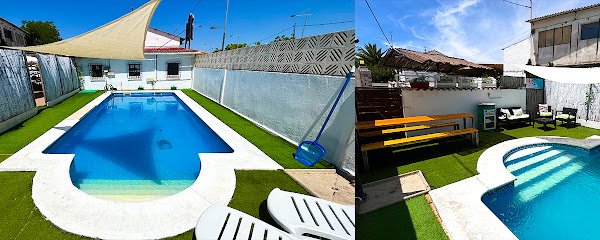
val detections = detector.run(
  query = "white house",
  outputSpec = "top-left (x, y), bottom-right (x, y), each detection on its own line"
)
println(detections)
top-left (0, 17), bottom-right (28, 47)
top-left (78, 27), bottom-right (204, 90)
top-left (502, 37), bottom-right (531, 77)
top-left (528, 3), bottom-right (600, 66)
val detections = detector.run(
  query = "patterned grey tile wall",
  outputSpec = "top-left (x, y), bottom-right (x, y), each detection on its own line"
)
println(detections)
top-left (194, 30), bottom-right (355, 76)
top-left (0, 49), bottom-right (35, 122)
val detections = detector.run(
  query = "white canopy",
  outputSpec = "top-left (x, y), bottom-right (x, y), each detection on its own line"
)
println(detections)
top-left (8, 0), bottom-right (161, 60)
top-left (515, 64), bottom-right (600, 84)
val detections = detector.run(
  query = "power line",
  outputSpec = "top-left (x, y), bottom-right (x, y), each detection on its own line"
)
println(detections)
top-left (255, 25), bottom-right (295, 43)
top-left (304, 20), bottom-right (354, 27)
top-left (158, 0), bottom-right (203, 49)
top-left (364, 0), bottom-right (393, 48)
top-left (254, 20), bottom-right (353, 44)
top-left (469, 30), bottom-right (529, 58)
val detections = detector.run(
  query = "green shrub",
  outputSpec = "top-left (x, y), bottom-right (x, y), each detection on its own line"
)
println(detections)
top-left (370, 67), bottom-right (395, 83)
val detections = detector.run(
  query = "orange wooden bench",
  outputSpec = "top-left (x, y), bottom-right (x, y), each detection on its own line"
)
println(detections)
top-left (356, 113), bottom-right (478, 170)
top-left (359, 122), bottom-right (459, 138)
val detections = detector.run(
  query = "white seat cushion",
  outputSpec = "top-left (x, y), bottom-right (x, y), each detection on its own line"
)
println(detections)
top-left (508, 114), bottom-right (529, 120)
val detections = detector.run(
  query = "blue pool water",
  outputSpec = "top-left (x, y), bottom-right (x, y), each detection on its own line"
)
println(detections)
top-left (482, 144), bottom-right (600, 239)
top-left (44, 93), bottom-right (233, 199)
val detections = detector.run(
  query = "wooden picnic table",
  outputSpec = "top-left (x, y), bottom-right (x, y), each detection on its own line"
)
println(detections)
top-left (355, 113), bottom-right (475, 130)
top-left (356, 113), bottom-right (478, 171)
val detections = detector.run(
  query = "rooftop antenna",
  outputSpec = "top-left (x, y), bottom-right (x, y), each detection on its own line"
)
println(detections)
top-left (502, 0), bottom-right (532, 20)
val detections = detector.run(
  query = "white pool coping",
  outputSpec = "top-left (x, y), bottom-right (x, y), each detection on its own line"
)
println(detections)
top-left (0, 90), bottom-right (283, 239)
top-left (429, 135), bottom-right (600, 240)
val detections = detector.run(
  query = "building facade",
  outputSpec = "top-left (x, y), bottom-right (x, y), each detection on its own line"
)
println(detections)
top-left (529, 4), bottom-right (600, 66)
top-left (78, 28), bottom-right (202, 90)
top-left (503, 37), bottom-right (531, 77)
top-left (0, 17), bottom-right (28, 47)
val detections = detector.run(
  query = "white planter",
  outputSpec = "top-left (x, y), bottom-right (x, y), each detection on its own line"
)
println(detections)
top-left (482, 83), bottom-right (496, 88)
top-left (459, 82), bottom-right (477, 88)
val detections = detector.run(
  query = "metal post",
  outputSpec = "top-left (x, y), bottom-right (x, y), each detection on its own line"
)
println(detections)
top-left (293, 23), bottom-right (296, 38)
top-left (301, 8), bottom-right (309, 38)
top-left (221, 0), bottom-right (230, 50)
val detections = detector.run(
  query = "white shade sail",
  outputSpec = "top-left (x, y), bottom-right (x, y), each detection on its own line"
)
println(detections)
top-left (8, 0), bottom-right (161, 60)
top-left (515, 64), bottom-right (600, 84)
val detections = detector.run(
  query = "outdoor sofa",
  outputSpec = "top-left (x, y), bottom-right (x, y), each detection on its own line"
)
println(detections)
top-left (497, 107), bottom-right (530, 129)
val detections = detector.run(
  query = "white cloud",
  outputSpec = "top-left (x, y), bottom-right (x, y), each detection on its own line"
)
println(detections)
top-left (387, 0), bottom-right (593, 63)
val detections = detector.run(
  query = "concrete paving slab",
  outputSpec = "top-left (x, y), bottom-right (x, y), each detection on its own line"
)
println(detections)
top-left (358, 170), bottom-right (430, 214)
top-left (283, 169), bottom-right (354, 205)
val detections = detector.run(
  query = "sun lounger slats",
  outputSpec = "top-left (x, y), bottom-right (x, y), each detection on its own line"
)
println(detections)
top-left (267, 188), bottom-right (355, 240)
top-left (361, 128), bottom-right (479, 151)
top-left (360, 122), bottom-right (459, 137)
top-left (196, 204), bottom-right (297, 240)
top-left (356, 113), bottom-right (474, 130)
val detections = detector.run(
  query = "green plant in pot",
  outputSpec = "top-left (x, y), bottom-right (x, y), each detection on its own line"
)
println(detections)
top-left (410, 76), bottom-right (429, 89)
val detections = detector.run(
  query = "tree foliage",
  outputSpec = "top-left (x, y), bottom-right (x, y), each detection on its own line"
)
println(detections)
top-left (356, 43), bottom-right (384, 67)
top-left (21, 20), bottom-right (62, 45)
top-left (212, 43), bottom-right (249, 53)
top-left (356, 43), bottom-right (395, 82)
top-left (271, 35), bottom-right (295, 43)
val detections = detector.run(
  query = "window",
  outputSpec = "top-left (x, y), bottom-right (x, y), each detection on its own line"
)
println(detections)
top-left (581, 22), bottom-right (599, 40)
top-left (91, 64), bottom-right (103, 78)
top-left (128, 63), bottom-right (141, 78)
top-left (539, 30), bottom-right (546, 48)
top-left (562, 25), bottom-right (572, 44)
top-left (167, 62), bottom-right (179, 78)
top-left (538, 25), bottom-right (572, 48)
top-left (3, 29), bottom-right (12, 41)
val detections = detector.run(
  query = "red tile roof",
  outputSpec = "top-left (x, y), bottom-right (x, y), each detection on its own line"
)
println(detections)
top-left (144, 47), bottom-right (198, 53)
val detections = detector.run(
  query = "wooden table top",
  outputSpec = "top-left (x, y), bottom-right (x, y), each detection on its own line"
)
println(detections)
top-left (356, 113), bottom-right (474, 130)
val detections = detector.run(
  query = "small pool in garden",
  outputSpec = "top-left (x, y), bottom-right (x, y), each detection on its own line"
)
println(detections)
top-left (44, 93), bottom-right (233, 201)
top-left (482, 144), bottom-right (600, 239)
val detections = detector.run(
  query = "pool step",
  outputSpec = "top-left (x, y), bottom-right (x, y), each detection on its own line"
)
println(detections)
top-left (74, 179), bottom-right (195, 196)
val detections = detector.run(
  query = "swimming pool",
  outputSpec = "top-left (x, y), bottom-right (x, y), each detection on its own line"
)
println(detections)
top-left (44, 92), bottom-right (233, 201)
top-left (482, 144), bottom-right (600, 239)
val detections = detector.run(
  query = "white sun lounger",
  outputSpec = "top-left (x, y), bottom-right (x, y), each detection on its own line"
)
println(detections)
top-left (195, 203), bottom-right (300, 240)
top-left (267, 188), bottom-right (356, 240)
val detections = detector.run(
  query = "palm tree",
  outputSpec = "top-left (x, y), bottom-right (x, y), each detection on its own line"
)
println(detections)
top-left (356, 43), bottom-right (384, 67)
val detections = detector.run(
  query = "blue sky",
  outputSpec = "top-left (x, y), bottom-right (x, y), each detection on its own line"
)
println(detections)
top-left (356, 0), bottom-right (595, 63)
top-left (1, 0), bottom-right (354, 53)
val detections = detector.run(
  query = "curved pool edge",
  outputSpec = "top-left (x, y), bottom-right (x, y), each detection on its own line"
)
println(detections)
top-left (429, 135), bottom-right (600, 240)
top-left (32, 153), bottom-right (236, 239)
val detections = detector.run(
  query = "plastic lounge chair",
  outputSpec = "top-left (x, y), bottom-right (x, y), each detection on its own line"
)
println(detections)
top-left (267, 188), bottom-right (355, 240)
top-left (195, 203), bottom-right (300, 240)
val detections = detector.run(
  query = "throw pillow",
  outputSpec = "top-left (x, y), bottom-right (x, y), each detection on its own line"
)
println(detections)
top-left (513, 108), bottom-right (524, 116)
top-left (500, 108), bottom-right (512, 118)
top-left (539, 104), bottom-right (549, 113)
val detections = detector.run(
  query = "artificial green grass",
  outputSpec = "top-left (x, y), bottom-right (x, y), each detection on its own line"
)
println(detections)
top-left (0, 170), bottom-right (308, 239)
top-left (357, 195), bottom-right (448, 240)
top-left (358, 124), bottom-right (600, 239)
top-left (182, 89), bottom-right (333, 169)
top-left (0, 92), bottom-right (104, 155)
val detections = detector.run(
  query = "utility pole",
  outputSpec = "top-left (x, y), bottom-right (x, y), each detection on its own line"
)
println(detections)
top-left (302, 8), bottom-right (309, 38)
top-left (222, 0), bottom-right (230, 50)
top-left (293, 23), bottom-right (296, 39)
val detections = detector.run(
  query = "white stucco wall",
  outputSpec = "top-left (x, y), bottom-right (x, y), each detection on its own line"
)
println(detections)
top-left (402, 89), bottom-right (526, 136)
top-left (503, 38), bottom-right (531, 77)
top-left (79, 53), bottom-right (194, 90)
top-left (192, 68), bottom-right (355, 175)
top-left (144, 28), bottom-right (181, 48)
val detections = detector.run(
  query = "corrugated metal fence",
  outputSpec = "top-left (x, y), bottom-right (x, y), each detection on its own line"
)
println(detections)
top-left (0, 49), bottom-right (35, 123)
